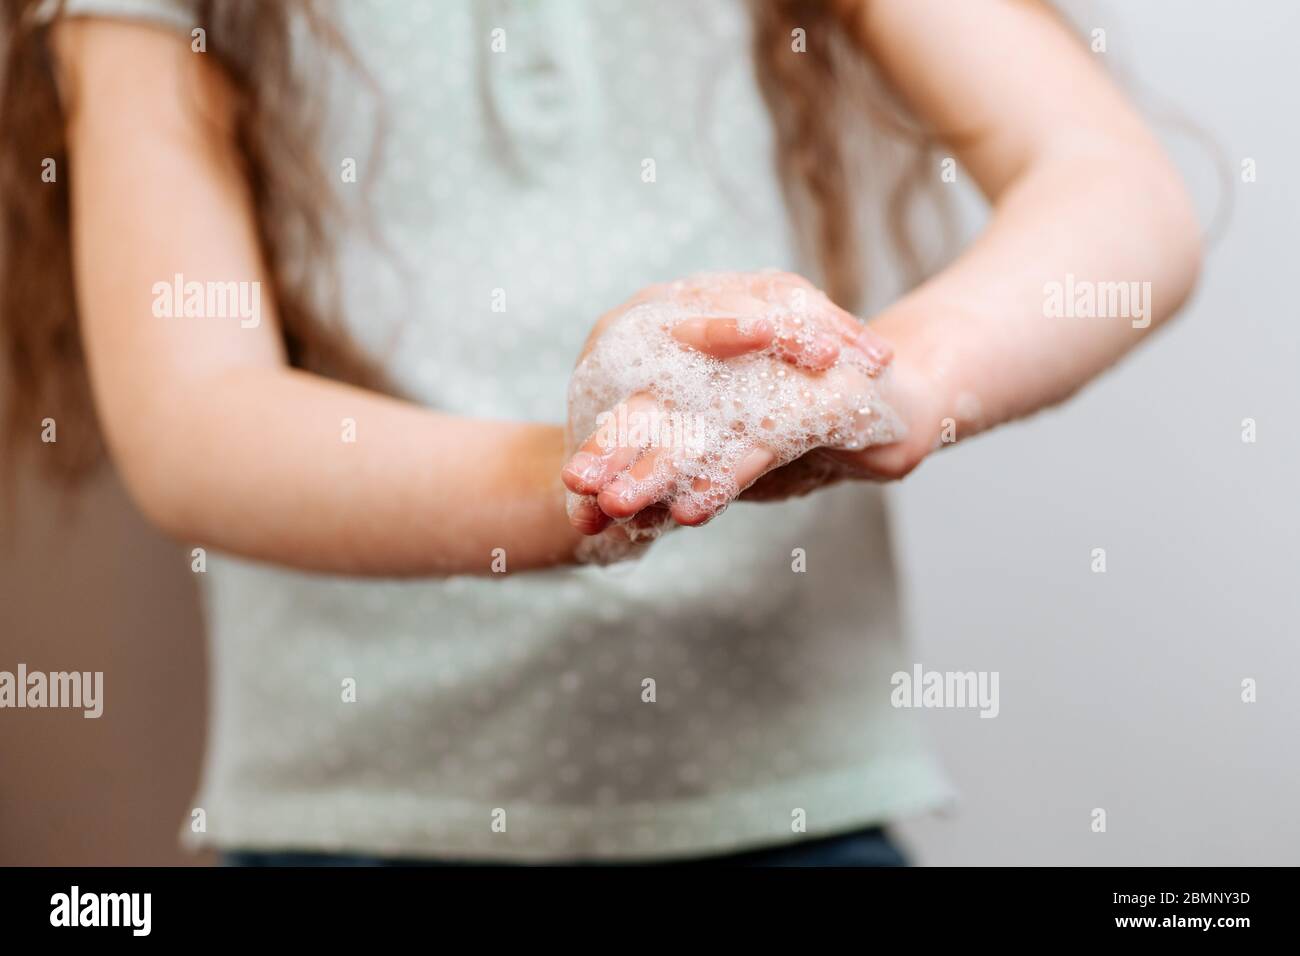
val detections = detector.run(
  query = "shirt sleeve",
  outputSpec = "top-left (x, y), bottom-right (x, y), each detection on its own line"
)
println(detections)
top-left (35, 0), bottom-right (199, 35)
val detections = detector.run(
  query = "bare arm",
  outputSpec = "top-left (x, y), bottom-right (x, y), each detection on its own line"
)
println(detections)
top-left (837, 0), bottom-right (1203, 477)
top-left (56, 19), bottom-right (579, 576)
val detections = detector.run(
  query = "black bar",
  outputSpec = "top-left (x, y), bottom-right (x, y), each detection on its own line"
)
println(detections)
top-left (0, 865), bottom-right (1280, 941)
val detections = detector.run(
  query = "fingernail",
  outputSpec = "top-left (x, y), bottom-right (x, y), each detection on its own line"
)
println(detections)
top-left (606, 477), bottom-right (635, 504)
top-left (563, 452), bottom-right (603, 485)
top-left (857, 330), bottom-right (892, 364)
top-left (805, 336), bottom-right (839, 368)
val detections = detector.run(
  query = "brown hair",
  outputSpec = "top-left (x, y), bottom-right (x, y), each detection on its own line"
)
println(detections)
top-left (0, 0), bottom-right (947, 488)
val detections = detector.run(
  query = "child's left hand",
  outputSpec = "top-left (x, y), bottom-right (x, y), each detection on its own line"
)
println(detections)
top-left (560, 272), bottom-right (922, 547)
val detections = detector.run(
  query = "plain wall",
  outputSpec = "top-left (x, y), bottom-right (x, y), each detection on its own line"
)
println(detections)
top-left (0, 474), bottom-right (212, 866)
top-left (892, 0), bottom-right (1300, 864)
top-left (2, 0), bottom-right (1296, 866)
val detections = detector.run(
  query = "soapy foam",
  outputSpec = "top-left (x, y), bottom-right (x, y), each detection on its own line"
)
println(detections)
top-left (566, 273), bottom-right (903, 562)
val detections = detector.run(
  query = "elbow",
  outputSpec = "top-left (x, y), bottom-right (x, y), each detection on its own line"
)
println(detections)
top-left (1162, 183), bottom-right (1204, 319)
top-left (1138, 153), bottom-right (1205, 325)
top-left (103, 415), bottom-right (204, 544)
top-left (115, 449), bottom-right (199, 544)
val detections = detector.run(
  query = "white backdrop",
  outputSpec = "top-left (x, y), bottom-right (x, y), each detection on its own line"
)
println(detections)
top-left (892, 0), bottom-right (1300, 865)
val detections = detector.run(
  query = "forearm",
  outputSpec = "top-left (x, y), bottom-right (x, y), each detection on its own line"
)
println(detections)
top-left (873, 149), bottom-right (1202, 447)
top-left (117, 365), bottom-right (579, 577)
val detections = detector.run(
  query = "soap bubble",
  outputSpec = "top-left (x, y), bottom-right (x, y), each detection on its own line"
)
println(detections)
top-left (566, 272), bottom-right (904, 563)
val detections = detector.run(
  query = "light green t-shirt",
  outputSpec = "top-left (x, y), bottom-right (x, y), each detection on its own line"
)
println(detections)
top-left (56, 0), bottom-right (951, 860)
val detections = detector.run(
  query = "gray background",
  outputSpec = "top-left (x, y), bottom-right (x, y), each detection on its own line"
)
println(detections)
top-left (893, 0), bottom-right (1300, 864)
top-left (1, 1), bottom-right (1296, 865)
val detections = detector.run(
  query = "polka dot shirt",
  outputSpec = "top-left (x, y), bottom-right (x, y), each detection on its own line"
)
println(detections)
top-left (59, 0), bottom-right (951, 860)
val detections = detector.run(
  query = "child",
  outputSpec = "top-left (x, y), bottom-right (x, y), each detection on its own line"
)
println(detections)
top-left (1, 0), bottom-right (1200, 864)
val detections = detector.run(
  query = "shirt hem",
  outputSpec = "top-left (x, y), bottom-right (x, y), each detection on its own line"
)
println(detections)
top-left (182, 755), bottom-right (955, 863)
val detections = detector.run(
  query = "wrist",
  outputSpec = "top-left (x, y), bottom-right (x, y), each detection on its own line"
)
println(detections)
top-left (831, 325), bottom-right (951, 481)
top-left (872, 350), bottom-right (946, 480)
top-left (495, 422), bottom-right (586, 571)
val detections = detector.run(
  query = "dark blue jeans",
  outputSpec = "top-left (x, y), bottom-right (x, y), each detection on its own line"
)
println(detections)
top-left (225, 827), bottom-right (906, 867)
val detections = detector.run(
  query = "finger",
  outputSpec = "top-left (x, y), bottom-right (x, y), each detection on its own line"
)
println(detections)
top-left (810, 302), bottom-right (891, 368)
top-left (674, 310), bottom-right (841, 370)
top-left (849, 324), bottom-right (893, 368)
top-left (670, 446), bottom-right (776, 526)
top-left (773, 316), bottom-right (840, 371)
top-left (671, 316), bottom-right (774, 359)
top-left (750, 270), bottom-right (817, 303)
top-left (737, 451), bottom-right (849, 501)
top-left (733, 445), bottom-right (779, 496)
top-left (763, 274), bottom-right (892, 368)
top-left (560, 393), bottom-right (659, 495)
top-left (567, 493), bottom-right (613, 536)
top-left (597, 447), bottom-right (676, 519)
top-left (798, 309), bottom-right (891, 371)
top-left (627, 504), bottom-right (673, 536)
top-left (762, 287), bottom-right (843, 371)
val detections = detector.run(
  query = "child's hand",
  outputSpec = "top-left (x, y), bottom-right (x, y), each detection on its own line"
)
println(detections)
top-left (739, 348), bottom-right (942, 496)
top-left (560, 272), bottom-right (899, 558)
top-left (573, 271), bottom-right (891, 375)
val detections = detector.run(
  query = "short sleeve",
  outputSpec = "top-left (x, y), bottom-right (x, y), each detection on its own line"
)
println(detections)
top-left (35, 0), bottom-right (198, 34)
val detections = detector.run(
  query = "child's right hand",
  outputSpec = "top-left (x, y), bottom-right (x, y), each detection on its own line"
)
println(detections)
top-left (560, 272), bottom-right (899, 560)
